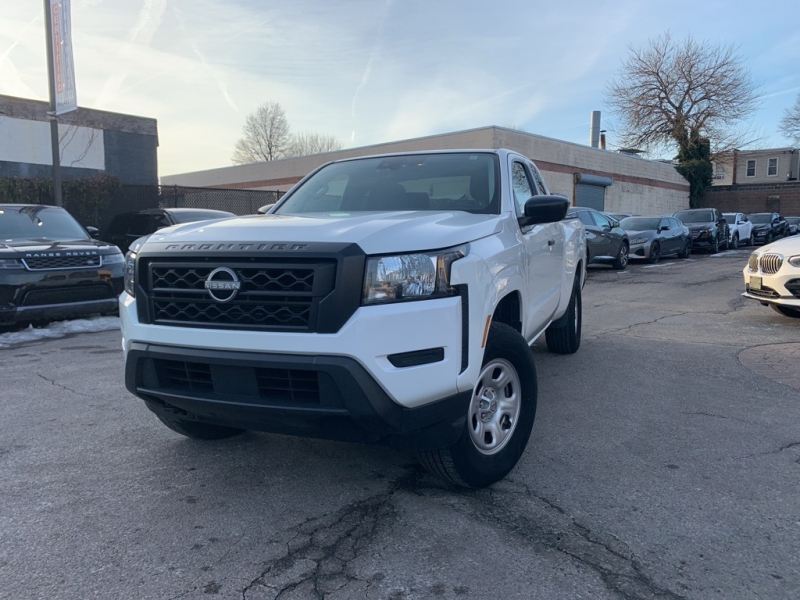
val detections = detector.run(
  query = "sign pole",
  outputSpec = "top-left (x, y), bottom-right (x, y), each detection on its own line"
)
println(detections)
top-left (43, 0), bottom-right (63, 207)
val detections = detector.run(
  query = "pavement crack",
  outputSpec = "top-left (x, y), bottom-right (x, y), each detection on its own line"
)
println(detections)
top-left (241, 468), bottom-right (425, 599)
top-left (680, 411), bottom-right (753, 424)
top-left (36, 373), bottom-right (96, 399)
top-left (479, 480), bottom-right (685, 600)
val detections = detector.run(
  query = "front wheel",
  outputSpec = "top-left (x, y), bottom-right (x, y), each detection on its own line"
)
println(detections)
top-left (721, 231), bottom-right (730, 250)
top-left (417, 322), bottom-right (537, 488)
top-left (771, 305), bottom-right (800, 319)
top-left (710, 235), bottom-right (720, 254)
top-left (747, 232), bottom-right (755, 246)
top-left (613, 242), bottom-right (629, 270)
top-left (156, 414), bottom-right (246, 440)
top-left (648, 241), bottom-right (661, 264)
top-left (678, 239), bottom-right (692, 259)
top-left (545, 278), bottom-right (582, 354)
top-left (731, 233), bottom-right (739, 249)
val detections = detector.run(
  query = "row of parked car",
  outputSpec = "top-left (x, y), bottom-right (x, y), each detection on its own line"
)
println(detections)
top-left (574, 206), bottom-right (800, 269)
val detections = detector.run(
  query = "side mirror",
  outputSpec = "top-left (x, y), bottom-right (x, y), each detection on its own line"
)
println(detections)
top-left (519, 195), bottom-right (570, 228)
top-left (659, 225), bottom-right (670, 232)
top-left (257, 204), bottom-right (272, 215)
top-left (85, 226), bottom-right (100, 239)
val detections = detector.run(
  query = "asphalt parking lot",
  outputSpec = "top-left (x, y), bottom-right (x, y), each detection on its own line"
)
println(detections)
top-left (1, 248), bottom-right (799, 600)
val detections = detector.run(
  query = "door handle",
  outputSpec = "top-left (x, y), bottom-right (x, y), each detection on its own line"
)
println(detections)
top-left (547, 239), bottom-right (556, 246)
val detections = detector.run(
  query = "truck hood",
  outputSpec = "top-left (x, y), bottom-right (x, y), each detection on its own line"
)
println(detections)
top-left (143, 211), bottom-right (505, 255)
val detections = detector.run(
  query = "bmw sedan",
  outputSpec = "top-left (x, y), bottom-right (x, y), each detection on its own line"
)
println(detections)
top-left (619, 216), bottom-right (692, 263)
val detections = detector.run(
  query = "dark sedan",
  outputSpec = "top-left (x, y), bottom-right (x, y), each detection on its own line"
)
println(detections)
top-left (0, 204), bottom-right (124, 326)
top-left (102, 208), bottom-right (235, 253)
top-left (784, 217), bottom-right (800, 236)
top-left (673, 208), bottom-right (729, 253)
top-left (619, 216), bottom-right (692, 263)
top-left (748, 212), bottom-right (783, 245)
top-left (567, 207), bottom-right (629, 269)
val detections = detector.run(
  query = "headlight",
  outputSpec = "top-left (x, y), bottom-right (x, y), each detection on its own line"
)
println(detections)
top-left (124, 251), bottom-right (136, 297)
top-left (0, 258), bottom-right (24, 270)
top-left (630, 238), bottom-right (648, 244)
top-left (698, 230), bottom-right (710, 238)
top-left (362, 245), bottom-right (466, 305)
top-left (789, 256), bottom-right (800, 267)
top-left (103, 252), bottom-right (125, 265)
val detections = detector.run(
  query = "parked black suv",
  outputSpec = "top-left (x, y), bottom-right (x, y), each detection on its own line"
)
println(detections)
top-left (102, 208), bottom-right (235, 253)
top-left (567, 207), bottom-right (629, 269)
top-left (673, 208), bottom-right (729, 253)
top-left (748, 212), bottom-right (784, 245)
top-left (0, 204), bottom-right (124, 326)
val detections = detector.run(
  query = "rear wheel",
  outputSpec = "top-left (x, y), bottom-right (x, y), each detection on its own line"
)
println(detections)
top-left (648, 241), bottom-right (661, 264)
top-left (417, 322), bottom-right (537, 488)
top-left (156, 415), bottom-right (246, 440)
top-left (771, 305), bottom-right (800, 319)
top-left (613, 242), bottom-right (629, 270)
top-left (545, 277), bottom-right (582, 354)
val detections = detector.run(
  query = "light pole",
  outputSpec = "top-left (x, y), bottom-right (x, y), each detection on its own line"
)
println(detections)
top-left (43, 0), bottom-right (63, 207)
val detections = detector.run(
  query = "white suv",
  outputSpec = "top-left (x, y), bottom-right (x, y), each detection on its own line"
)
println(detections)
top-left (742, 236), bottom-right (800, 318)
top-left (723, 212), bottom-right (754, 248)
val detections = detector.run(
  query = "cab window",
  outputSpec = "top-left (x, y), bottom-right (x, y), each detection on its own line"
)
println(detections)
top-left (511, 162), bottom-right (535, 216)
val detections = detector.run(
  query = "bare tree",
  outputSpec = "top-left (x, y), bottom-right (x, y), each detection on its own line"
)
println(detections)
top-left (287, 132), bottom-right (343, 157)
top-left (606, 33), bottom-right (759, 156)
top-left (231, 101), bottom-right (292, 164)
top-left (779, 93), bottom-right (800, 145)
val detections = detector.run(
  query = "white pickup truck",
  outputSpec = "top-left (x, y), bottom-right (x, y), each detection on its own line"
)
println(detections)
top-left (120, 149), bottom-right (586, 488)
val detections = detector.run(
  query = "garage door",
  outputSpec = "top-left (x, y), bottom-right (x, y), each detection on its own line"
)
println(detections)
top-left (575, 173), bottom-right (613, 211)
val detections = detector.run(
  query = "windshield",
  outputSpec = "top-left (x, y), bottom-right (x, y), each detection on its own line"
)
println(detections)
top-left (275, 153), bottom-right (500, 216)
top-left (674, 210), bottom-right (713, 223)
top-left (620, 217), bottom-right (660, 230)
top-left (723, 213), bottom-right (737, 222)
top-left (0, 206), bottom-right (89, 243)
top-left (749, 214), bottom-right (772, 224)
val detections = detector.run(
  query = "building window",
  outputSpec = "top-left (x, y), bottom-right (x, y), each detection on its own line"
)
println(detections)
top-left (768, 157), bottom-right (778, 177)
top-left (714, 164), bottom-right (725, 179)
top-left (746, 159), bottom-right (756, 178)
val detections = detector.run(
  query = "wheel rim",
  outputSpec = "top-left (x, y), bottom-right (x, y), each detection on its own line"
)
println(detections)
top-left (620, 244), bottom-right (628, 267)
top-left (732, 235), bottom-right (738, 249)
top-left (651, 243), bottom-right (660, 262)
top-left (468, 359), bottom-right (522, 455)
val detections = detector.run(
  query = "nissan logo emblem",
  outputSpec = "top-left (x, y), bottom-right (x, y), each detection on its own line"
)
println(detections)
top-left (204, 267), bottom-right (241, 303)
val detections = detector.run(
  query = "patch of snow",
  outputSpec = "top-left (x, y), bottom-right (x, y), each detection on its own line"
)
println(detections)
top-left (709, 250), bottom-right (748, 258)
top-left (0, 317), bottom-right (120, 349)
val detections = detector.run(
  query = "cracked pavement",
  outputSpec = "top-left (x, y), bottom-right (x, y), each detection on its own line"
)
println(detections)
top-left (1, 250), bottom-right (799, 599)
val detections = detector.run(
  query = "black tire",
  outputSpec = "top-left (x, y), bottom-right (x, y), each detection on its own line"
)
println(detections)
top-left (417, 322), bottom-right (537, 488)
top-left (766, 233), bottom-right (773, 245)
top-left (747, 232), bottom-right (755, 246)
top-left (731, 233), bottom-right (739, 249)
top-left (545, 277), bottom-right (582, 354)
top-left (678, 239), bottom-right (692, 259)
top-left (648, 241), bottom-right (661, 264)
top-left (156, 414), bottom-right (245, 440)
top-left (721, 230), bottom-right (729, 250)
top-left (710, 235), bottom-right (719, 254)
top-left (771, 305), bottom-right (800, 319)
top-left (612, 241), bottom-right (629, 270)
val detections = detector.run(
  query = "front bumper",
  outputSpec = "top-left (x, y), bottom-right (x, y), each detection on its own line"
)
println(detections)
top-left (689, 231), bottom-right (716, 248)
top-left (125, 342), bottom-right (470, 450)
top-left (742, 269), bottom-right (800, 308)
top-left (630, 241), bottom-right (653, 259)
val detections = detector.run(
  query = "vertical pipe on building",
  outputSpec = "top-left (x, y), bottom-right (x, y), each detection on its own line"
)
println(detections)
top-left (590, 111), bottom-right (600, 148)
top-left (731, 149), bottom-right (738, 186)
top-left (43, 0), bottom-right (63, 207)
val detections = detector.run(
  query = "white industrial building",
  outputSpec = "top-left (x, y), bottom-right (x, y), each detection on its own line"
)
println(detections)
top-left (162, 126), bottom-right (689, 215)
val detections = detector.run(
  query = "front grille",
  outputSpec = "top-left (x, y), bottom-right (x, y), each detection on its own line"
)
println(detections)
top-left (143, 260), bottom-right (336, 332)
top-left (759, 254), bottom-right (783, 275)
top-left (158, 360), bottom-right (214, 392)
top-left (152, 359), bottom-right (320, 403)
top-left (21, 284), bottom-right (113, 307)
top-left (22, 255), bottom-right (101, 270)
top-left (748, 253), bottom-right (759, 272)
top-left (255, 368), bottom-right (320, 403)
top-left (747, 285), bottom-right (780, 299)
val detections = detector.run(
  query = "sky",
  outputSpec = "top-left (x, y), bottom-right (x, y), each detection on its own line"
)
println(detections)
top-left (1, 0), bottom-right (799, 177)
